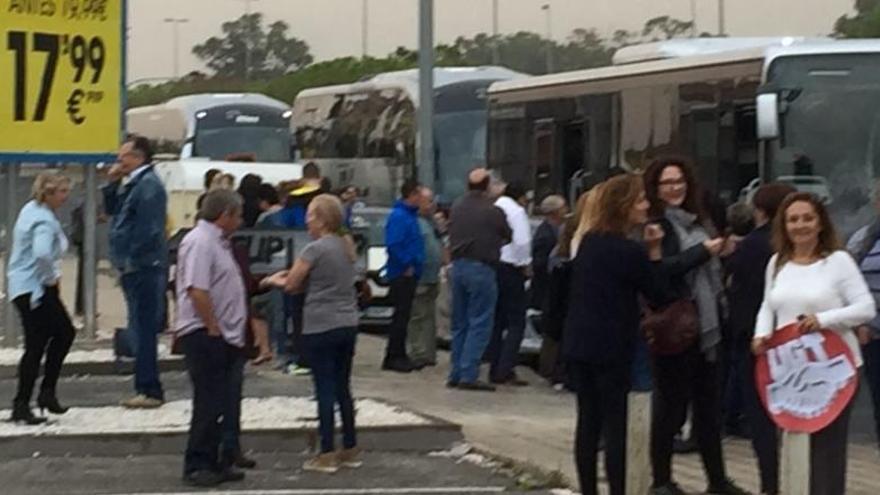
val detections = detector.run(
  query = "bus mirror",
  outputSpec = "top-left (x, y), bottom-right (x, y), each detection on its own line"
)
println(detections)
top-left (756, 93), bottom-right (780, 140)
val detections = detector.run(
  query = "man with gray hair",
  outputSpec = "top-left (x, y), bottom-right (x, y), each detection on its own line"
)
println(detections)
top-left (531, 195), bottom-right (568, 311)
top-left (175, 190), bottom-right (248, 487)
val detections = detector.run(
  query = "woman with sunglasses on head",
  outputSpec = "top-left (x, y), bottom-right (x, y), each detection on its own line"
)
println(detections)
top-left (753, 192), bottom-right (875, 495)
top-left (643, 157), bottom-right (747, 495)
top-left (563, 174), bottom-right (668, 495)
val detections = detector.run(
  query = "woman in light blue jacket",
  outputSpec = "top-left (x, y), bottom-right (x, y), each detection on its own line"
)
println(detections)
top-left (7, 173), bottom-right (76, 424)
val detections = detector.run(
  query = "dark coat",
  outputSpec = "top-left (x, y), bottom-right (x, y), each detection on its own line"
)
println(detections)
top-left (563, 233), bottom-right (668, 364)
top-left (530, 220), bottom-right (559, 309)
top-left (654, 216), bottom-right (712, 301)
top-left (725, 224), bottom-right (772, 342)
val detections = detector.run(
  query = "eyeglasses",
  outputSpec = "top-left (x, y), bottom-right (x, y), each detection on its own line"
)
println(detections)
top-left (658, 178), bottom-right (687, 187)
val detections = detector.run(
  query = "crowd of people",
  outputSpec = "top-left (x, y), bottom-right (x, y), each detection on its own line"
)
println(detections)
top-left (6, 135), bottom-right (880, 493)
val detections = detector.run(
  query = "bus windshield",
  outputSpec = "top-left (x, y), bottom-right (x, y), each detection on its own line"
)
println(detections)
top-left (435, 109), bottom-right (487, 202)
top-left (195, 126), bottom-right (292, 163)
top-left (766, 53), bottom-right (880, 236)
top-left (193, 105), bottom-right (293, 163)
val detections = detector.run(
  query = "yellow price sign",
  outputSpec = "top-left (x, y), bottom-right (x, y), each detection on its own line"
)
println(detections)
top-left (0, 0), bottom-right (123, 161)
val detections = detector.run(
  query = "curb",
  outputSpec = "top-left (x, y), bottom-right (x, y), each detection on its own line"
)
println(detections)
top-left (0, 423), bottom-right (464, 459)
top-left (0, 358), bottom-right (186, 380)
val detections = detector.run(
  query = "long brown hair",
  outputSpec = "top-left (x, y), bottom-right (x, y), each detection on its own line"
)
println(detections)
top-left (643, 156), bottom-right (705, 220)
top-left (588, 174), bottom-right (645, 236)
top-left (772, 192), bottom-right (841, 270)
top-left (558, 191), bottom-right (592, 259)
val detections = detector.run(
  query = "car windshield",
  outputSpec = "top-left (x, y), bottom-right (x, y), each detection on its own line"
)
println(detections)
top-left (194, 126), bottom-right (293, 163)
top-left (434, 109), bottom-right (487, 203)
top-left (766, 53), bottom-right (880, 236)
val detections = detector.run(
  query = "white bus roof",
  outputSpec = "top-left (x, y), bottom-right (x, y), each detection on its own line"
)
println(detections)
top-left (611, 37), bottom-right (824, 65)
top-left (128, 93), bottom-right (290, 121)
top-left (490, 38), bottom-right (880, 100)
top-left (295, 66), bottom-right (526, 106)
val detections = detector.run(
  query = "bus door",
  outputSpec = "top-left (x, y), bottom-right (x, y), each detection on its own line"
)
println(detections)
top-left (532, 119), bottom-right (556, 202)
top-left (560, 119), bottom-right (591, 204)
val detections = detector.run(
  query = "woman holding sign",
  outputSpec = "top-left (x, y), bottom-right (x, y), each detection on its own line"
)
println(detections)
top-left (753, 192), bottom-right (876, 495)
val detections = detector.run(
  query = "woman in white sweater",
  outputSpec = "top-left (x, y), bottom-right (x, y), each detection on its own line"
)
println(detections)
top-left (753, 192), bottom-right (876, 495)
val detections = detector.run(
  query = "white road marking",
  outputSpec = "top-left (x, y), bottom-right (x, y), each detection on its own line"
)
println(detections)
top-left (107, 488), bottom-right (507, 495)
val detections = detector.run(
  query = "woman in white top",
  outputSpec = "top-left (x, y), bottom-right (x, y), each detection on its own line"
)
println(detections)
top-left (753, 192), bottom-right (876, 495)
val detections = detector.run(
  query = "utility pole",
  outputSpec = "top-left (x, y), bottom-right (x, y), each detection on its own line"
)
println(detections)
top-left (690, 0), bottom-right (698, 37)
top-left (237, 0), bottom-right (260, 80)
top-left (362, 0), bottom-right (369, 58)
top-left (491, 0), bottom-right (500, 65)
top-left (542, 3), bottom-right (553, 74)
top-left (417, 0), bottom-right (435, 191)
top-left (718, 0), bottom-right (726, 36)
top-left (164, 18), bottom-right (189, 79)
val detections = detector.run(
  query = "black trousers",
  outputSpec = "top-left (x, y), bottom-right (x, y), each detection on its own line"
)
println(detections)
top-left (570, 360), bottom-right (630, 495)
top-left (386, 276), bottom-right (417, 361)
top-left (181, 330), bottom-right (242, 475)
top-left (740, 341), bottom-right (779, 494)
top-left (75, 242), bottom-right (84, 316)
top-left (487, 264), bottom-right (527, 382)
top-left (13, 286), bottom-right (76, 404)
top-left (810, 393), bottom-right (855, 495)
top-left (651, 346), bottom-right (727, 489)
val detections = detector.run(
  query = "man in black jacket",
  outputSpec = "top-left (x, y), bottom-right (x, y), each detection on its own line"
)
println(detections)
top-left (725, 183), bottom-right (795, 495)
top-left (531, 195), bottom-right (567, 311)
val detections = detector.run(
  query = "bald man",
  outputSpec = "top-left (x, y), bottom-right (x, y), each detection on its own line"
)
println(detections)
top-left (446, 169), bottom-right (512, 392)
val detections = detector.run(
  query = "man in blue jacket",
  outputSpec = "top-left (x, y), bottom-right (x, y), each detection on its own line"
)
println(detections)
top-left (104, 136), bottom-right (168, 408)
top-left (383, 179), bottom-right (425, 372)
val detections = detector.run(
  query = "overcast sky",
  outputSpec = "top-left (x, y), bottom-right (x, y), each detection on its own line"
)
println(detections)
top-left (128, 0), bottom-right (854, 83)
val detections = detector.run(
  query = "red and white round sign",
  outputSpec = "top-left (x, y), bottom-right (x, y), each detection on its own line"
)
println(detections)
top-left (754, 323), bottom-right (859, 433)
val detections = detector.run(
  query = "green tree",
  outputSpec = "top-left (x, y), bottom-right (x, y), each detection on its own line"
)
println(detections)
top-left (835, 0), bottom-right (880, 37)
top-left (641, 15), bottom-right (696, 41)
top-left (192, 13), bottom-right (313, 79)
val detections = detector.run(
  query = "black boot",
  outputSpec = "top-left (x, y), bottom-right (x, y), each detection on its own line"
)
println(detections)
top-left (10, 400), bottom-right (47, 425)
top-left (37, 391), bottom-right (69, 415)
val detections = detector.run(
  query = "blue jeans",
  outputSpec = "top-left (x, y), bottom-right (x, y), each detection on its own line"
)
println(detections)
top-left (121, 268), bottom-right (165, 400)
top-left (302, 327), bottom-right (357, 453)
top-left (266, 289), bottom-right (289, 364)
top-left (449, 259), bottom-right (498, 384)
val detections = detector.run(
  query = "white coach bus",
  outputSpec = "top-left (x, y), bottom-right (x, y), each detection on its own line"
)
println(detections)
top-left (127, 93), bottom-right (303, 230)
top-left (487, 37), bottom-right (880, 237)
top-left (292, 66), bottom-right (525, 207)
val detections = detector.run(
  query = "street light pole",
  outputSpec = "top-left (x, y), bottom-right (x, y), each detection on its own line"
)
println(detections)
top-left (417, 0), bottom-right (435, 191)
top-left (362, 0), bottom-right (369, 58)
top-left (491, 0), bottom-right (500, 65)
top-left (690, 0), bottom-right (698, 37)
top-left (542, 3), bottom-right (553, 74)
top-left (164, 18), bottom-right (189, 79)
top-left (718, 0), bottom-right (726, 36)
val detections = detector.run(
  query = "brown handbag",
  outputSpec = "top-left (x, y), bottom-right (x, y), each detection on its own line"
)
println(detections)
top-left (641, 298), bottom-right (700, 355)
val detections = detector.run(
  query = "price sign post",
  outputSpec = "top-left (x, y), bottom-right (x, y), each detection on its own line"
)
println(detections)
top-left (1, 1), bottom-right (125, 344)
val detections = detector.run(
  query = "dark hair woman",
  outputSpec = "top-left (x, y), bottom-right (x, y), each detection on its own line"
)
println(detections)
top-left (724, 183), bottom-right (796, 495)
top-left (753, 193), bottom-right (875, 495)
top-left (563, 174), bottom-right (668, 495)
top-left (237, 173), bottom-right (264, 228)
top-left (643, 156), bottom-right (747, 495)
